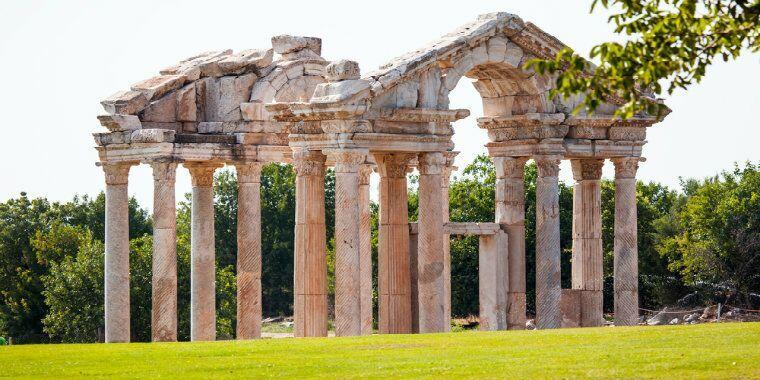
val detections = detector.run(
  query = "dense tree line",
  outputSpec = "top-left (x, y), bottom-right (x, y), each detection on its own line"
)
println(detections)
top-left (0, 158), bottom-right (757, 343)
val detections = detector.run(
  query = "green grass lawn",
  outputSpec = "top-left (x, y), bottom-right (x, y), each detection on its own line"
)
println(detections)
top-left (2, 322), bottom-right (758, 379)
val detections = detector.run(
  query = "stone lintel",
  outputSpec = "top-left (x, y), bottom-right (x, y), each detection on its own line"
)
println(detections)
top-left (565, 115), bottom-right (658, 128)
top-left (477, 112), bottom-right (565, 129)
top-left (366, 107), bottom-right (470, 123)
top-left (97, 142), bottom-right (260, 163)
top-left (288, 132), bottom-right (453, 154)
top-left (266, 102), bottom-right (368, 122)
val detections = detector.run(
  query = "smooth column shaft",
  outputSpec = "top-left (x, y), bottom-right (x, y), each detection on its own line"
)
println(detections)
top-left (151, 162), bottom-right (177, 342)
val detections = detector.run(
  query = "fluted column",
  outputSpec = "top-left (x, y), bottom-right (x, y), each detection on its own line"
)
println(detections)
top-left (441, 152), bottom-right (457, 332)
top-left (358, 164), bottom-right (374, 335)
top-left (293, 150), bottom-right (327, 337)
top-left (417, 152), bottom-right (446, 333)
top-left (186, 162), bottom-right (221, 341)
top-left (102, 161), bottom-right (135, 343)
top-left (150, 161), bottom-right (178, 342)
top-left (375, 153), bottom-right (414, 334)
top-left (236, 162), bottom-right (263, 339)
top-left (326, 149), bottom-right (367, 337)
top-left (494, 156), bottom-right (528, 330)
top-left (571, 159), bottom-right (604, 327)
top-left (612, 157), bottom-right (640, 326)
top-left (534, 155), bottom-right (562, 329)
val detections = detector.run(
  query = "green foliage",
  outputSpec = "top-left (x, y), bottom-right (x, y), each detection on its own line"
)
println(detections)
top-left (658, 163), bottom-right (760, 305)
top-left (528, 0), bottom-right (760, 118)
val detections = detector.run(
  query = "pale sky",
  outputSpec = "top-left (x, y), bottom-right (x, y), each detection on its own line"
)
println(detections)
top-left (1, 0), bottom-right (757, 210)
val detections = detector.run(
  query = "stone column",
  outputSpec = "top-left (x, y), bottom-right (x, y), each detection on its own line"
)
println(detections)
top-left (612, 157), bottom-right (640, 326)
top-left (293, 150), bottom-right (328, 337)
top-left (570, 159), bottom-right (605, 327)
top-left (150, 161), bottom-right (178, 342)
top-left (235, 162), bottom-right (263, 340)
top-left (493, 156), bottom-right (528, 330)
top-left (417, 152), bottom-right (446, 333)
top-left (478, 231), bottom-right (509, 331)
top-left (441, 152), bottom-right (457, 332)
top-left (102, 162), bottom-right (135, 343)
top-left (326, 149), bottom-right (366, 337)
top-left (358, 164), bottom-right (374, 335)
top-left (375, 153), bottom-right (413, 334)
top-left (186, 162), bottom-right (221, 341)
top-left (534, 155), bottom-right (562, 329)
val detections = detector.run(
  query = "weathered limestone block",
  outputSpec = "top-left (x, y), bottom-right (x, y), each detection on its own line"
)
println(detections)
top-left (272, 35), bottom-right (322, 55)
top-left (249, 80), bottom-right (277, 103)
top-left (101, 90), bottom-right (148, 115)
top-left (217, 49), bottom-right (274, 75)
top-left (203, 74), bottom-right (258, 122)
top-left (478, 231), bottom-right (509, 331)
top-left (130, 128), bottom-right (175, 143)
top-left (93, 131), bottom-right (131, 146)
top-left (176, 83), bottom-right (197, 122)
top-left (97, 114), bottom-right (142, 131)
top-left (504, 42), bottom-right (524, 67)
top-left (131, 74), bottom-right (186, 102)
top-left (141, 92), bottom-right (177, 122)
top-left (326, 59), bottom-right (360, 81)
top-left (311, 80), bottom-right (371, 104)
top-left (304, 62), bottom-right (326, 76)
top-left (160, 50), bottom-right (232, 80)
top-left (560, 289), bottom-right (581, 328)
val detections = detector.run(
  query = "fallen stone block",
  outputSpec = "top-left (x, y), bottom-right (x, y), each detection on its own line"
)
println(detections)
top-left (271, 35), bottom-right (322, 55)
top-left (326, 60), bottom-right (360, 81)
top-left (131, 74), bottom-right (186, 101)
top-left (100, 90), bottom-right (148, 115)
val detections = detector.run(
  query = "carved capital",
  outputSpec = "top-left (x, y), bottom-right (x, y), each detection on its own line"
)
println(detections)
top-left (612, 157), bottom-right (640, 179)
top-left (375, 153), bottom-right (415, 178)
top-left (293, 150), bottom-right (326, 177)
top-left (418, 152), bottom-right (446, 175)
top-left (493, 156), bottom-right (529, 180)
top-left (535, 155), bottom-right (562, 178)
top-left (324, 148), bottom-right (367, 173)
top-left (358, 164), bottom-right (373, 185)
top-left (149, 162), bottom-right (177, 182)
top-left (235, 162), bottom-right (263, 184)
top-left (185, 162), bottom-right (222, 187)
top-left (101, 162), bottom-right (136, 186)
top-left (571, 159), bottom-right (604, 181)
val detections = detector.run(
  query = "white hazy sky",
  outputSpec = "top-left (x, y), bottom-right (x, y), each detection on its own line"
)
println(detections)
top-left (1, 0), bottom-right (758, 210)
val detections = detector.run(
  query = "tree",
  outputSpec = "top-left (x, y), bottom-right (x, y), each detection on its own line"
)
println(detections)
top-left (529, 0), bottom-right (760, 118)
top-left (658, 162), bottom-right (760, 306)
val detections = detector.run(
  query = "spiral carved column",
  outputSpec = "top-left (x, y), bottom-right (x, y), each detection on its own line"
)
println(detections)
top-left (613, 157), bottom-right (640, 326)
top-left (358, 164), bottom-right (374, 335)
top-left (534, 155), bottom-right (562, 329)
top-left (150, 161), bottom-right (178, 342)
top-left (102, 162), bottom-right (135, 343)
top-left (417, 152), bottom-right (446, 333)
top-left (186, 162), bottom-right (222, 341)
top-left (236, 162), bottom-right (263, 339)
top-left (327, 149), bottom-right (366, 337)
top-left (293, 151), bottom-right (328, 337)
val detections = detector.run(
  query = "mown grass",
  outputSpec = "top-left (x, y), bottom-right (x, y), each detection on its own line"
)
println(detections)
top-left (2, 322), bottom-right (758, 379)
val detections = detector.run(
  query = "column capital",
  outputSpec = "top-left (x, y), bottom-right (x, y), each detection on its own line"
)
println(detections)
top-left (293, 150), bottom-right (326, 177)
top-left (185, 162), bottom-right (223, 187)
top-left (570, 159), bottom-right (604, 181)
top-left (418, 152), bottom-right (446, 175)
top-left (235, 162), bottom-right (263, 183)
top-left (358, 164), bottom-right (373, 185)
top-left (493, 156), bottom-right (529, 179)
top-left (324, 148), bottom-right (367, 173)
top-left (534, 155), bottom-right (562, 178)
top-left (101, 161), bottom-right (137, 186)
top-left (374, 153), bottom-right (415, 178)
top-left (611, 157), bottom-right (641, 179)
top-left (150, 161), bottom-right (178, 182)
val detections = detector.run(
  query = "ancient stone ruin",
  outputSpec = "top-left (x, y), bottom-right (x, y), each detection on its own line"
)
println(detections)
top-left (94, 12), bottom-right (666, 342)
